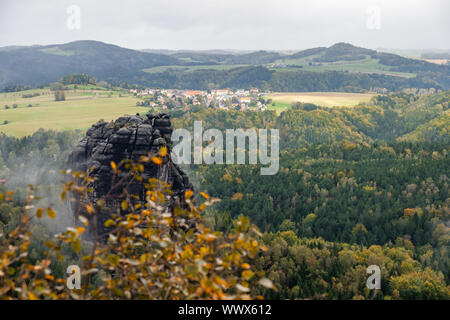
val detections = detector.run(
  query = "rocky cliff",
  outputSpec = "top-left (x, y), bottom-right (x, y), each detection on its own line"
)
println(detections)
top-left (69, 113), bottom-right (193, 235)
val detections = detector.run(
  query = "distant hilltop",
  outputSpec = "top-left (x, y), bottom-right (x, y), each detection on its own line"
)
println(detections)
top-left (0, 40), bottom-right (448, 92)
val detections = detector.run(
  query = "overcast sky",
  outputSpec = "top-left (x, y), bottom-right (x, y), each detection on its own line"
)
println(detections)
top-left (0, 0), bottom-right (448, 50)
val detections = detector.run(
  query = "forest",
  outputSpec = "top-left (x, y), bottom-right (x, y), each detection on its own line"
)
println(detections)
top-left (0, 91), bottom-right (448, 299)
top-left (112, 66), bottom-right (446, 93)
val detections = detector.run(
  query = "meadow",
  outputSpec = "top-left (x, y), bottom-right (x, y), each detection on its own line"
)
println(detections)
top-left (142, 64), bottom-right (249, 73)
top-left (143, 57), bottom-right (416, 79)
top-left (0, 88), bottom-right (147, 137)
top-left (272, 56), bottom-right (416, 78)
top-left (268, 92), bottom-right (375, 113)
top-left (1, 87), bottom-right (376, 137)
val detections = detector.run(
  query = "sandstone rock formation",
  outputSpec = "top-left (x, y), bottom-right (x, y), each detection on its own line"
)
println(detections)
top-left (69, 113), bottom-right (193, 236)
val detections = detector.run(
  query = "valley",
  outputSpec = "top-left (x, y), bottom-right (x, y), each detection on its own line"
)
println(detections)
top-left (0, 42), bottom-right (448, 301)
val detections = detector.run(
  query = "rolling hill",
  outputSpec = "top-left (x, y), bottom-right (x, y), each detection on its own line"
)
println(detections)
top-left (0, 41), bottom-right (448, 92)
top-left (0, 40), bottom-right (181, 90)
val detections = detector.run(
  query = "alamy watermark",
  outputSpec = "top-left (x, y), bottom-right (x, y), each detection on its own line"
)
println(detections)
top-left (66, 265), bottom-right (81, 290)
top-left (366, 265), bottom-right (381, 290)
top-left (366, 5), bottom-right (381, 30)
top-left (66, 5), bottom-right (81, 30)
top-left (171, 121), bottom-right (279, 175)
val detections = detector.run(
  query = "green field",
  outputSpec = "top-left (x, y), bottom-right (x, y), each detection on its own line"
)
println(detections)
top-left (142, 64), bottom-right (249, 73)
top-left (272, 56), bottom-right (416, 78)
top-left (268, 92), bottom-right (375, 113)
top-left (142, 52), bottom-right (418, 78)
top-left (1, 88), bottom-right (377, 136)
top-left (0, 88), bottom-right (148, 137)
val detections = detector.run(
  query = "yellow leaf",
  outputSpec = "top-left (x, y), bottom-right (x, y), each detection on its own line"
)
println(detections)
top-left (121, 200), bottom-right (128, 211)
top-left (199, 192), bottom-right (209, 200)
top-left (232, 193), bottom-right (243, 201)
top-left (72, 239), bottom-right (81, 253)
top-left (159, 146), bottom-right (167, 157)
top-left (36, 208), bottom-right (44, 219)
top-left (242, 270), bottom-right (255, 280)
top-left (104, 219), bottom-right (116, 227)
top-left (28, 292), bottom-right (39, 300)
top-left (44, 241), bottom-right (55, 249)
top-left (47, 208), bottom-right (56, 219)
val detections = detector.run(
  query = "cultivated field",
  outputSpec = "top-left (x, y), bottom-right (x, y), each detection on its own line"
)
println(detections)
top-left (0, 88), bottom-right (148, 137)
top-left (268, 92), bottom-right (375, 113)
top-left (1, 88), bottom-right (377, 137)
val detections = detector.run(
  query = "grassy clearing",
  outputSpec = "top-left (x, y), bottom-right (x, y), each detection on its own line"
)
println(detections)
top-left (301, 58), bottom-right (416, 78)
top-left (268, 92), bottom-right (375, 113)
top-left (142, 64), bottom-right (249, 73)
top-left (0, 89), bottom-right (149, 137)
top-left (273, 56), bottom-right (416, 78)
top-left (267, 101), bottom-right (291, 114)
top-left (39, 47), bottom-right (75, 56)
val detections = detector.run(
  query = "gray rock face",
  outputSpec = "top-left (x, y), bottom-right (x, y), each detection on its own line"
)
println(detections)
top-left (69, 113), bottom-right (193, 235)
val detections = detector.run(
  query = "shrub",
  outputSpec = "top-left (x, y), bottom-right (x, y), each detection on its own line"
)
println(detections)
top-left (54, 90), bottom-right (66, 101)
top-left (0, 155), bottom-right (272, 300)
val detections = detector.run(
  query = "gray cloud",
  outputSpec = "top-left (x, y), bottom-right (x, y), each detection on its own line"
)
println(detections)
top-left (0, 0), bottom-right (448, 50)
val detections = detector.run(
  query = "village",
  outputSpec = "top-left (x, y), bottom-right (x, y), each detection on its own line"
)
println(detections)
top-left (130, 87), bottom-right (271, 111)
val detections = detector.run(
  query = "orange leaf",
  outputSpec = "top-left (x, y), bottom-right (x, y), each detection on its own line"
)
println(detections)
top-left (241, 263), bottom-right (250, 269)
top-left (199, 192), bottom-right (209, 200)
top-left (151, 156), bottom-right (162, 165)
top-left (185, 190), bottom-right (194, 199)
top-left (85, 204), bottom-right (95, 214)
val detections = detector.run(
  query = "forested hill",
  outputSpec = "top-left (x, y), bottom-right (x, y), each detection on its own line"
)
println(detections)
top-left (0, 90), bottom-right (448, 299)
top-left (167, 91), bottom-right (449, 299)
top-left (0, 40), bottom-right (181, 90)
top-left (135, 66), bottom-right (447, 92)
top-left (169, 90), bottom-right (449, 146)
top-left (1, 41), bottom-right (449, 92)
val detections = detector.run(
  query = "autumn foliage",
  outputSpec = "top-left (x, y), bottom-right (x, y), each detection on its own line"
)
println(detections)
top-left (0, 155), bottom-right (273, 300)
